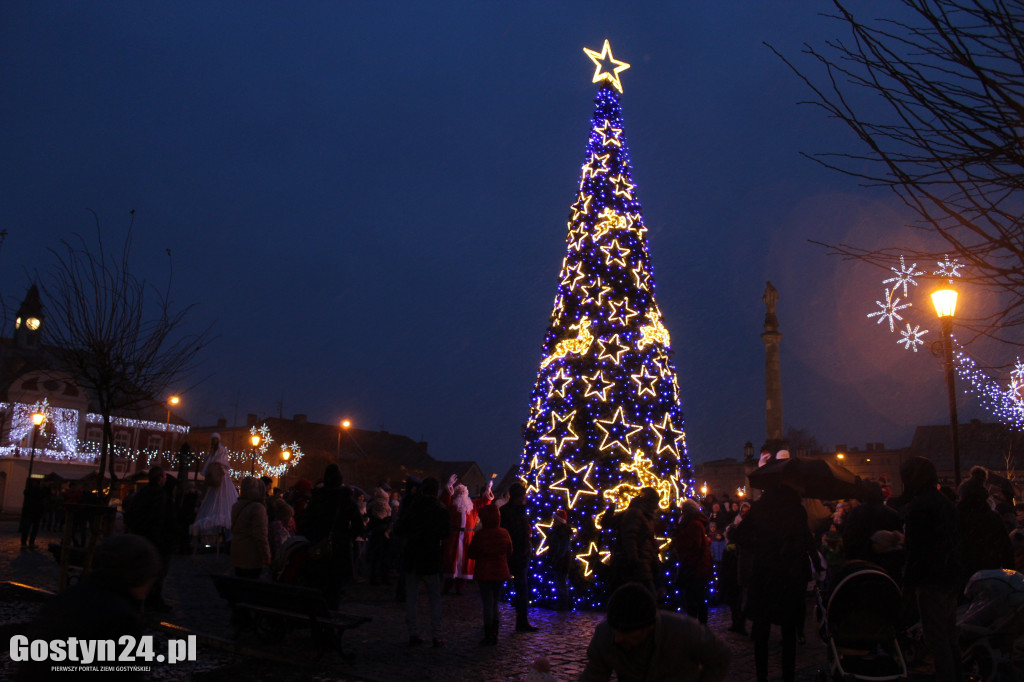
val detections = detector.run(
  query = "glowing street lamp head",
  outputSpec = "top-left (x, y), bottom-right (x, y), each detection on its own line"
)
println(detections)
top-left (281, 449), bottom-right (291, 461)
top-left (250, 434), bottom-right (261, 448)
top-left (31, 411), bottom-right (45, 426)
top-left (168, 395), bottom-right (180, 406)
top-left (341, 419), bottom-right (351, 429)
top-left (836, 452), bottom-right (845, 460)
top-left (931, 288), bottom-right (958, 318)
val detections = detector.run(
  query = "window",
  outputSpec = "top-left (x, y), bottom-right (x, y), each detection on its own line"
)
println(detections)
top-left (87, 428), bottom-right (102, 443)
top-left (114, 431), bottom-right (130, 449)
top-left (147, 435), bottom-right (164, 451)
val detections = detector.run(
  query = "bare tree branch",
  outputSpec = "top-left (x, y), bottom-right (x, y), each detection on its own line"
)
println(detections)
top-left (42, 210), bottom-right (211, 484)
top-left (773, 0), bottom-right (1024, 347)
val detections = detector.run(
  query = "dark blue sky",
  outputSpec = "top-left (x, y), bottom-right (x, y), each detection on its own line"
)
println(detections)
top-left (1, 2), bottom-right (1002, 477)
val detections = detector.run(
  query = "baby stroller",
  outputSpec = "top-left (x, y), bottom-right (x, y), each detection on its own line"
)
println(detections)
top-left (816, 560), bottom-right (908, 681)
top-left (959, 569), bottom-right (1024, 682)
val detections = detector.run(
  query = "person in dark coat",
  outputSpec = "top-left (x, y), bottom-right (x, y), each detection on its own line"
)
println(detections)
top-left (900, 456), bottom-right (963, 682)
top-left (394, 476), bottom-right (449, 647)
top-left (124, 466), bottom-right (176, 612)
top-left (467, 503), bottom-right (512, 645)
top-left (842, 480), bottom-right (904, 579)
top-left (672, 498), bottom-right (712, 625)
top-left (548, 508), bottom-right (573, 610)
top-left (392, 476), bottom-right (421, 602)
top-left (500, 482), bottom-right (538, 632)
top-left (19, 478), bottom-right (45, 549)
top-left (297, 463), bottom-right (364, 608)
top-left (732, 484), bottom-right (813, 682)
top-left (16, 534), bottom-right (162, 681)
top-left (610, 487), bottom-right (660, 595)
top-left (957, 467), bottom-right (1014, 580)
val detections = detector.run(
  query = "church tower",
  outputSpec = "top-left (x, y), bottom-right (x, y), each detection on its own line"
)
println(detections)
top-left (13, 285), bottom-right (44, 350)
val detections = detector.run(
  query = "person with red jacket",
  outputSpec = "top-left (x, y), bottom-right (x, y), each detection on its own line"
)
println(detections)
top-left (672, 498), bottom-right (713, 624)
top-left (467, 503), bottom-right (512, 645)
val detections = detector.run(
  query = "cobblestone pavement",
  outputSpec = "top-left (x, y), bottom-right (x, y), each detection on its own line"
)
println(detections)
top-left (0, 522), bottom-right (872, 681)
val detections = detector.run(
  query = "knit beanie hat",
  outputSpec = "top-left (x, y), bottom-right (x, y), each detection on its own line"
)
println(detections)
top-left (91, 534), bottom-right (162, 589)
top-left (606, 582), bottom-right (657, 632)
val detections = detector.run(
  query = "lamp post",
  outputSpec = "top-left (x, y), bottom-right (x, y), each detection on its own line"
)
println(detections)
top-left (166, 395), bottom-right (180, 465)
top-left (931, 287), bottom-right (961, 486)
top-left (27, 411), bottom-right (46, 479)
top-left (250, 433), bottom-right (261, 475)
top-left (337, 419), bottom-right (351, 457)
top-left (743, 441), bottom-right (754, 464)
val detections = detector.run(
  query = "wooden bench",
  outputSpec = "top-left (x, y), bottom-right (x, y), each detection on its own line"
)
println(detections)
top-left (210, 574), bottom-right (370, 660)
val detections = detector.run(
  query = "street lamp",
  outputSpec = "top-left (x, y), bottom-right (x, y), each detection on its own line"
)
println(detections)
top-left (27, 411), bottom-right (46, 479)
top-left (337, 419), bottom-right (351, 457)
top-left (250, 433), bottom-right (261, 475)
top-left (743, 441), bottom-right (754, 464)
top-left (165, 395), bottom-right (180, 464)
top-left (931, 286), bottom-right (962, 486)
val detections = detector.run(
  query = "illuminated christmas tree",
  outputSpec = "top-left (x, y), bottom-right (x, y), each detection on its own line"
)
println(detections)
top-left (519, 40), bottom-right (695, 608)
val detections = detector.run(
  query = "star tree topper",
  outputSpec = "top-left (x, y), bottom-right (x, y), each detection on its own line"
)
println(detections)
top-left (583, 39), bottom-right (630, 93)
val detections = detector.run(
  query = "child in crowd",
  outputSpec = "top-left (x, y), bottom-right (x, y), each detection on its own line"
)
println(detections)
top-left (466, 503), bottom-right (512, 645)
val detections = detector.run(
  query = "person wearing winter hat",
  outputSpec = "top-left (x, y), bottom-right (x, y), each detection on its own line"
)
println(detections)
top-left (17, 535), bottom-right (162, 681)
top-left (579, 583), bottom-right (730, 681)
top-left (466, 503), bottom-right (512, 645)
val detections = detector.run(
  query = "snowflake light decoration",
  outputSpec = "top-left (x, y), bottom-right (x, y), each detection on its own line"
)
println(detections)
top-left (883, 256), bottom-right (924, 297)
top-left (933, 254), bottom-right (964, 283)
top-left (866, 288), bottom-right (911, 332)
top-left (897, 323), bottom-right (928, 352)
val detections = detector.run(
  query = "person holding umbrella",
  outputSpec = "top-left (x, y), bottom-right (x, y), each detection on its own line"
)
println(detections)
top-left (732, 481), bottom-right (813, 682)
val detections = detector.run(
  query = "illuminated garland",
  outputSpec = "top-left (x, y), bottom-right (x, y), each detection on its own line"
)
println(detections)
top-left (864, 256), bottom-right (1024, 430)
top-left (517, 43), bottom-right (695, 610)
top-left (0, 401), bottom-right (190, 465)
top-left (224, 423), bottom-right (305, 479)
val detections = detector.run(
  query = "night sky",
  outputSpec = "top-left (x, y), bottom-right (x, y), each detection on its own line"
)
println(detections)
top-left (1, 2), bottom-right (1005, 478)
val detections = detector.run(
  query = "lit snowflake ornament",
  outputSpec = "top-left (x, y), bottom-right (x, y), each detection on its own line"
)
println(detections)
top-left (867, 288), bottom-right (911, 332)
top-left (933, 254), bottom-right (964, 283)
top-left (897, 323), bottom-right (928, 352)
top-left (1012, 359), bottom-right (1024, 384)
top-left (883, 256), bottom-right (924, 297)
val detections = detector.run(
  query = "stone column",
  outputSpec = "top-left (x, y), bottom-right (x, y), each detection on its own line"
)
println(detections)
top-left (761, 282), bottom-right (783, 441)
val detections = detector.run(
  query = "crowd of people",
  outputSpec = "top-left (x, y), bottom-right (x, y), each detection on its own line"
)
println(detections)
top-left (15, 433), bottom-right (1024, 681)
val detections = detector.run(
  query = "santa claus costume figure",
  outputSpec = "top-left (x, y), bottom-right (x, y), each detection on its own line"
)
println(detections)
top-left (441, 476), bottom-right (493, 595)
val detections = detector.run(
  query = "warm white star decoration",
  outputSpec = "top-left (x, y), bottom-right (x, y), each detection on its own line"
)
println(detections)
top-left (583, 39), bottom-right (630, 93)
top-left (596, 334), bottom-right (629, 364)
top-left (651, 412), bottom-right (685, 456)
top-left (601, 239), bottom-right (630, 267)
top-left (595, 406), bottom-right (643, 454)
top-left (546, 367), bottom-right (573, 398)
top-left (540, 410), bottom-right (580, 456)
top-left (630, 364), bottom-right (659, 397)
top-left (582, 369), bottom-right (615, 401)
top-left (595, 119), bottom-right (622, 147)
top-left (550, 459), bottom-right (599, 508)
